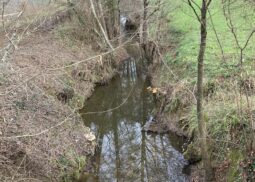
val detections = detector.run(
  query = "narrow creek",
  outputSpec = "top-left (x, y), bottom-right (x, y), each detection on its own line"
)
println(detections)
top-left (80, 58), bottom-right (188, 182)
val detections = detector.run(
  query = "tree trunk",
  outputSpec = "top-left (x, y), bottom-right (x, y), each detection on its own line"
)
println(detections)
top-left (98, 0), bottom-right (108, 36)
top-left (90, 0), bottom-right (114, 50)
top-left (197, 0), bottom-right (214, 181)
top-left (140, 0), bottom-right (148, 45)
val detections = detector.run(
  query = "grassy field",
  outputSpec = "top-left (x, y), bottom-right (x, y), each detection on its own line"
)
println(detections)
top-left (162, 0), bottom-right (255, 80)
top-left (151, 0), bottom-right (255, 180)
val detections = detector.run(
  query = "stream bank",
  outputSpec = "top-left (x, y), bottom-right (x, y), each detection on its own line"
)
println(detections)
top-left (141, 4), bottom-right (255, 179)
top-left (0, 3), bottom-right (129, 181)
top-left (140, 39), bottom-right (202, 180)
top-left (1, 1), bottom-right (198, 181)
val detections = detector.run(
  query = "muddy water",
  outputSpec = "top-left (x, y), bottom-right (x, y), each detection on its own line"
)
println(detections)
top-left (80, 58), bottom-right (188, 182)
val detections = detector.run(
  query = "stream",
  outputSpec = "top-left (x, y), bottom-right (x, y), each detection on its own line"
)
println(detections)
top-left (80, 58), bottom-right (188, 182)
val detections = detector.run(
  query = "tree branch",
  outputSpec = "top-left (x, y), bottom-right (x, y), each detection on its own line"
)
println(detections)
top-left (207, 0), bottom-right (213, 7)
top-left (243, 29), bottom-right (255, 50)
top-left (187, 0), bottom-right (201, 22)
top-left (208, 9), bottom-right (226, 62)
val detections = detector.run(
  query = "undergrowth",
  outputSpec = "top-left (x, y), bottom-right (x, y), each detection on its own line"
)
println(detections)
top-left (151, 0), bottom-right (255, 180)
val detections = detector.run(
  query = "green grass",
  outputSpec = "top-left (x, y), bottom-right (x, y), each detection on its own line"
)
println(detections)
top-left (151, 1), bottom-right (255, 179)
top-left (162, 0), bottom-right (255, 80)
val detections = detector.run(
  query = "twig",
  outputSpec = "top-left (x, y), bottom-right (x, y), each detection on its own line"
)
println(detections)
top-left (208, 9), bottom-right (226, 62)
top-left (1, 113), bottom-right (73, 139)
top-left (187, 0), bottom-right (201, 22)
top-left (89, 0), bottom-right (114, 50)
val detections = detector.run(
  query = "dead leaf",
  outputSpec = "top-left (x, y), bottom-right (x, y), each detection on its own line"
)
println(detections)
top-left (84, 133), bottom-right (96, 141)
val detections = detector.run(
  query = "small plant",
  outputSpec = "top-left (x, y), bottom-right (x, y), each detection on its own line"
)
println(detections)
top-left (58, 150), bottom-right (87, 182)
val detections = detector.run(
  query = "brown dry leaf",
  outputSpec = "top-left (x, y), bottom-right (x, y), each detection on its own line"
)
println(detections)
top-left (152, 88), bottom-right (158, 94)
top-left (147, 87), bottom-right (159, 93)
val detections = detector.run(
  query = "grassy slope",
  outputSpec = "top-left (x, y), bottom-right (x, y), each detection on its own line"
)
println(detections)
top-left (153, 0), bottom-right (255, 180)
top-left (165, 0), bottom-right (255, 80)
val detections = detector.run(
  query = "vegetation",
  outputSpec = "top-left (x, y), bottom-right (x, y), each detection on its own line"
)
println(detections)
top-left (0, 0), bottom-right (254, 181)
top-left (148, 0), bottom-right (255, 180)
top-left (0, 0), bottom-right (118, 181)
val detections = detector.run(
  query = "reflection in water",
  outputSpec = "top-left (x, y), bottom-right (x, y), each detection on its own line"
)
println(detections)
top-left (80, 59), bottom-right (188, 182)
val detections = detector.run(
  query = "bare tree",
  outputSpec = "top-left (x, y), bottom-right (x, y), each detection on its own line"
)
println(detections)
top-left (187, 0), bottom-right (214, 181)
top-left (222, 0), bottom-right (255, 67)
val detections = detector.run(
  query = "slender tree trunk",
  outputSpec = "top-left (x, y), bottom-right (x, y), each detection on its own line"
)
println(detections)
top-left (90, 0), bottom-right (114, 50)
top-left (140, 0), bottom-right (148, 45)
top-left (98, 0), bottom-right (108, 36)
top-left (155, 0), bottom-right (162, 42)
top-left (114, 0), bottom-right (120, 37)
top-left (197, 0), bottom-right (214, 181)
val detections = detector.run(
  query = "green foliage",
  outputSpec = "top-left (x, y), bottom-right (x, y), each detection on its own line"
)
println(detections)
top-left (57, 150), bottom-right (87, 182)
top-left (227, 150), bottom-right (244, 182)
top-left (186, 106), bottom-right (198, 137)
top-left (149, 0), bottom-right (255, 179)
top-left (155, 0), bottom-right (255, 145)
top-left (183, 141), bottom-right (202, 163)
top-left (206, 103), bottom-right (237, 139)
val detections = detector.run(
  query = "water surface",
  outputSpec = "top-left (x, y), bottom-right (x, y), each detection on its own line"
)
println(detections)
top-left (80, 58), bottom-right (188, 182)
